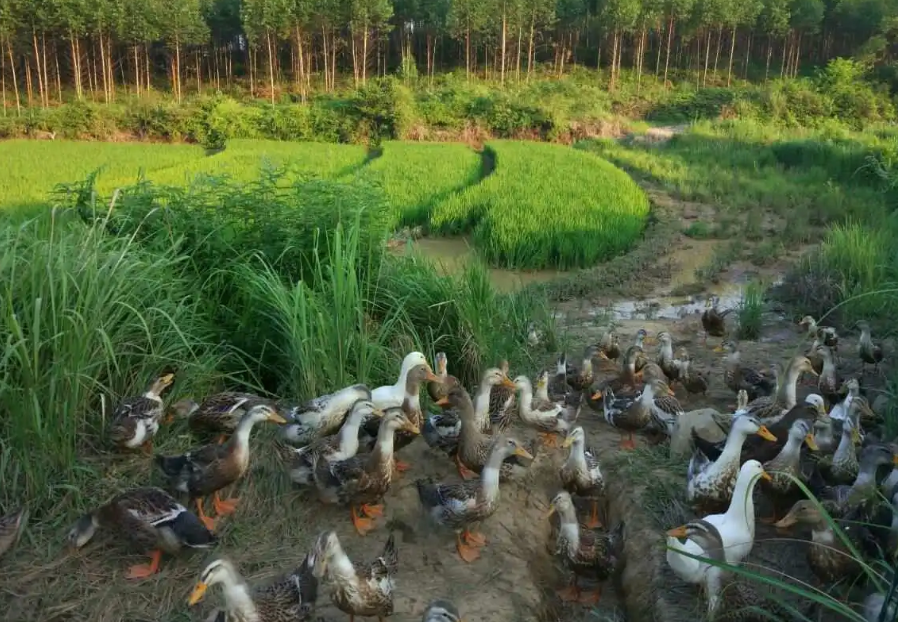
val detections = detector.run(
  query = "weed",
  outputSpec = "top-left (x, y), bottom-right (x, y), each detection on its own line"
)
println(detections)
top-left (737, 281), bottom-right (766, 340)
top-left (683, 221), bottom-right (713, 239)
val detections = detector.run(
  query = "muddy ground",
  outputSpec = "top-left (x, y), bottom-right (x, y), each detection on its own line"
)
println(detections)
top-left (1, 203), bottom-right (890, 622)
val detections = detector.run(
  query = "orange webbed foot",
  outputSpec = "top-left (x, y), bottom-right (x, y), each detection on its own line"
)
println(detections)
top-left (394, 460), bottom-right (412, 472)
top-left (351, 507), bottom-right (376, 536)
top-left (556, 585), bottom-right (581, 602)
top-left (578, 589), bottom-right (601, 605)
top-left (360, 504), bottom-right (384, 518)
top-left (456, 535), bottom-right (482, 563)
top-left (126, 550), bottom-right (161, 580)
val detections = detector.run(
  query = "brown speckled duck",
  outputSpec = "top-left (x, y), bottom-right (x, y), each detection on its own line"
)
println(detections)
top-left (702, 295), bottom-right (732, 343)
top-left (66, 487), bottom-right (217, 579)
top-left (313, 530), bottom-right (397, 622)
top-left (775, 500), bottom-right (862, 585)
top-left (546, 491), bottom-right (623, 605)
top-left (108, 373), bottom-right (175, 453)
top-left (716, 341), bottom-right (775, 402)
top-left (188, 554), bottom-right (318, 622)
top-left (0, 508), bottom-right (26, 559)
top-left (154, 404), bottom-right (286, 530)
top-left (171, 391), bottom-right (276, 444)
top-left (857, 320), bottom-right (884, 374)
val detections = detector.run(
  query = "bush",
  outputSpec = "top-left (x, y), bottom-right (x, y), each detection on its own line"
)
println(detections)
top-left (0, 210), bottom-right (231, 514)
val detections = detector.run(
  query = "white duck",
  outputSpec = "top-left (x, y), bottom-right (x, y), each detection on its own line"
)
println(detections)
top-left (371, 351), bottom-right (435, 411)
top-left (829, 378), bottom-right (859, 422)
top-left (667, 459), bottom-right (770, 585)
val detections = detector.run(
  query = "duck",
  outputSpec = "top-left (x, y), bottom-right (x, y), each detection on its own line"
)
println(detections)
top-left (716, 341), bottom-right (775, 402)
top-left (656, 332), bottom-right (682, 386)
top-left (597, 330), bottom-right (621, 367)
top-left (681, 518), bottom-right (810, 621)
top-left (816, 443), bottom-right (898, 518)
top-left (799, 315), bottom-right (839, 351)
top-left (0, 507), bottom-right (26, 559)
top-left (702, 295), bottom-right (732, 343)
top-left (513, 374), bottom-right (580, 448)
top-left (471, 366), bottom-right (518, 434)
top-left (857, 321), bottom-right (884, 374)
top-left (548, 354), bottom-right (571, 399)
top-left (439, 383), bottom-right (535, 482)
top-left (680, 356), bottom-right (710, 396)
top-left (822, 405), bottom-right (862, 484)
top-left (154, 404), bottom-right (286, 530)
top-left (830, 378), bottom-right (860, 422)
top-left (66, 487), bottom-right (217, 579)
top-left (566, 345), bottom-right (601, 392)
top-left (312, 530), bottom-right (397, 622)
top-left (422, 386), bottom-right (463, 459)
top-left (815, 344), bottom-right (843, 405)
top-left (667, 460), bottom-right (770, 585)
top-left (372, 351), bottom-right (437, 409)
top-left (527, 322), bottom-right (545, 347)
top-left (546, 491), bottom-right (624, 605)
top-left (599, 378), bottom-right (677, 450)
top-left (280, 384), bottom-right (372, 447)
top-left (759, 419), bottom-right (818, 522)
top-left (744, 355), bottom-right (817, 423)
top-left (486, 360), bottom-right (518, 433)
top-left (864, 592), bottom-right (898, 622)
top-left (187, 554), bottom-right (318, 622)
top-left (774, 500), bottom-right (862, 585)
top-left (361, 364), bottom-right (437, 472)
top-left (416, 436), bottom-right (533, 562)
top-left (421, 600), bottom-right (464, 622)
top-left (687, 415), bottom-right (777, 514)
top-left (170, 391), bottom-right (277, 444)
top-left (631, 329), bottom-right (652, 375)
top-left (313, 408), bottom-right (418, 535)
top-left (288, 400), bottom-right (383, 486)
top-left (108, 372), bottom-right (175, 453)
top-left (427, 352), bottom-right (455, 404)
top-left (560, 427), bottom-right (605, 529)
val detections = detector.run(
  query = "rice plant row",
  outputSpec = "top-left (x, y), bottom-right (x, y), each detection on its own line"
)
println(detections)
top-left (358, 141), bottom-right (483, 229)
top-left (430, 140), bottom-right (651, 270)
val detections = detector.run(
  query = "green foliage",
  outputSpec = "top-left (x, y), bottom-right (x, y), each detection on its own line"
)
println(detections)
top-left (431, 141), bottom-right (651, 269)
top-left (0, 210), bottom-right (232, 513)
top-left (737, 281), bottom-right (766, 339)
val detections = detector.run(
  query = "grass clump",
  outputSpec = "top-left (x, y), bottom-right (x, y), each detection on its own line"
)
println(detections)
top-left (430, 141), bottom-right (650, 270)
top-left (358, 141), bottom-right (483, 228)
top-left (0, 209), bottom-right (232, 514)
top-left (737, 281), bottom-right (766, 340)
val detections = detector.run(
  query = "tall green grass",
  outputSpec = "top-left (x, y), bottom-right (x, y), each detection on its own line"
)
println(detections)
top-left (358, 141), bottom-right (483, 228)
top-left (0, 208), bottom-right (232, 514)
top-left (737, 281), bottom-right (766, 340)
top-left (430, 141), bottom-right (651, 269)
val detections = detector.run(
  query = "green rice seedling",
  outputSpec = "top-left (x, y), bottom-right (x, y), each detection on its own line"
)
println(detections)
top-left (357, 141), bottom-right (482, 228)
top-left (430, 141), bottom-right (651, 270)
top-left (0, 207), bottom-right (233, 516)
top-left (0, 140), bottom-right (204, 211)
top-left (737, 281), bottom-right (766, 340)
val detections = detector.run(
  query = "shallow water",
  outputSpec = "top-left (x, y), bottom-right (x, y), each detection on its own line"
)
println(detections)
top-left (394, 236), bottom-right (562, 293)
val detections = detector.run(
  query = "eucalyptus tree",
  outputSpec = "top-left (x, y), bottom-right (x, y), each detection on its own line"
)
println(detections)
top-left (348, 0), bottom-right (393, 84)
top-left (157, 0), bottom-right (208, 101)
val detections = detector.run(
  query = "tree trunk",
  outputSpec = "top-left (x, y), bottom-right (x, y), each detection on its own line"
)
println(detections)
top-left (664, 15), bottom-right (675, 86)
top-left (465, 27), bottom-right (471, 81)
top-left (196, 49), bottom-right (202, 93)
top-left (145, 43), bottom-right (151, 91)
top-left (106, 34), bottom-right (114, 102)
top-left (54, 42), bottom-right (62, 102)
top-left (610, 30), bottom-right (619, 90)
top-left (500, 4), bottom-right (507, 83)
top-left (266, 29), bottom-right (276, 103)
top-left (636, 25), bottom-right (646, 90)
top-left (727, 27), bottom-right (737, 85)
top-left (362, 28), bottom-right (369, 84)
top-left (765, 38), bottom-right (772, 81)
top-left (71, 36), bottom-right (82, 99)
top-left (8, 40), bottom-right (20, 113)
top-left (781, 34), bottom-right (789, 78)
top-left (515, 26), bottom-right (522, 81)
top-left (133, 45), bottom-right (141, 96)
top-left (703, 30), bottom-right (711, 86)
top-left (713, 25), bottom-right (722, 76)
top-left (41, 32), bottom-right (50, 105)
top-left (526, 17), bottom-right (534, 81)
top-left (744, 31), bottom-right (752, 79)
top-left (174, 38), bottom-right (182, 103)
top-left (792, 32), bottom-right (802, 78)
top-left (25, 55), bottom-right (33, 105)
top-left (1, 35), bottom-right (6, 115)
top-left (32, 31), bottom-right (45, 106)
top-left (655, 23), bottom-right (662, 76)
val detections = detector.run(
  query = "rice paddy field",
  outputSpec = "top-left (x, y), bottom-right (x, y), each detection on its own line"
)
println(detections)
top-left (0, 139), bottom-right (651, 271)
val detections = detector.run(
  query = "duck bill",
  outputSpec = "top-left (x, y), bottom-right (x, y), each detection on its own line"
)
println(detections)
top-left (666, 387), bottom-right (676, 397)
top-left (590, 391), bottom-right (603, 401)
top-left (500, 377), bottom-right (517, 389)
top-left (893, 454), bottom-right (898, 466)
top-left (544, 504), bottom-right (556, 520)
top-left (804, 434), bottom-right (819, 451)
top-left (851, 429), bottom-right (861, 445)
top-left (187, 582), bottom-right (208, 606)
top-left (666, 525), bottom-right (687, 538)
top-left (436, 397), bottom-right (450, 407)
top-left (756, 426), bottom-right (777, 442)
top-left (759, 470), bottom-right (773, 482)
top-left (712, 346), bottom-right (725, 353)
top-left (773, 514), bottom-right (797, 529)
top-left (425, 370), bottom-right (442, 383)
top-left (514, 447), bottom-right (534, 460)
top-left (643, 337), bottom-right (657, 346)
top-left (372, 408), bottom-right (385, 418)
top-left (404, 423), bottom-right (421, 435)
top-left (562, 435), bottom-right (575, 448)
top-left (268, 413), bottom-right (288, 425)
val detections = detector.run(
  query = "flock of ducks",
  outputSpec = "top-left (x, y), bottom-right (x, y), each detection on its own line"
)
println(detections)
top-left (1, 298), bottom-right (897, 621)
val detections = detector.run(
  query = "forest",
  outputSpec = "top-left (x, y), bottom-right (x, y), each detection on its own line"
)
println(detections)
top-left (0, 0), bottom-right (895, 108)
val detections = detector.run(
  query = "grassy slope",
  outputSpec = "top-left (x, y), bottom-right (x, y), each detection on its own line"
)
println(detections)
top-left (0, 140), bottom-right (205, 211)
top-left (431, 140), bottom-right (651, 270)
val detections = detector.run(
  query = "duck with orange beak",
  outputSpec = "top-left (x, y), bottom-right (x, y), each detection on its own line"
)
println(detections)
top-left (107, 372), bottom-right (175, 454)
